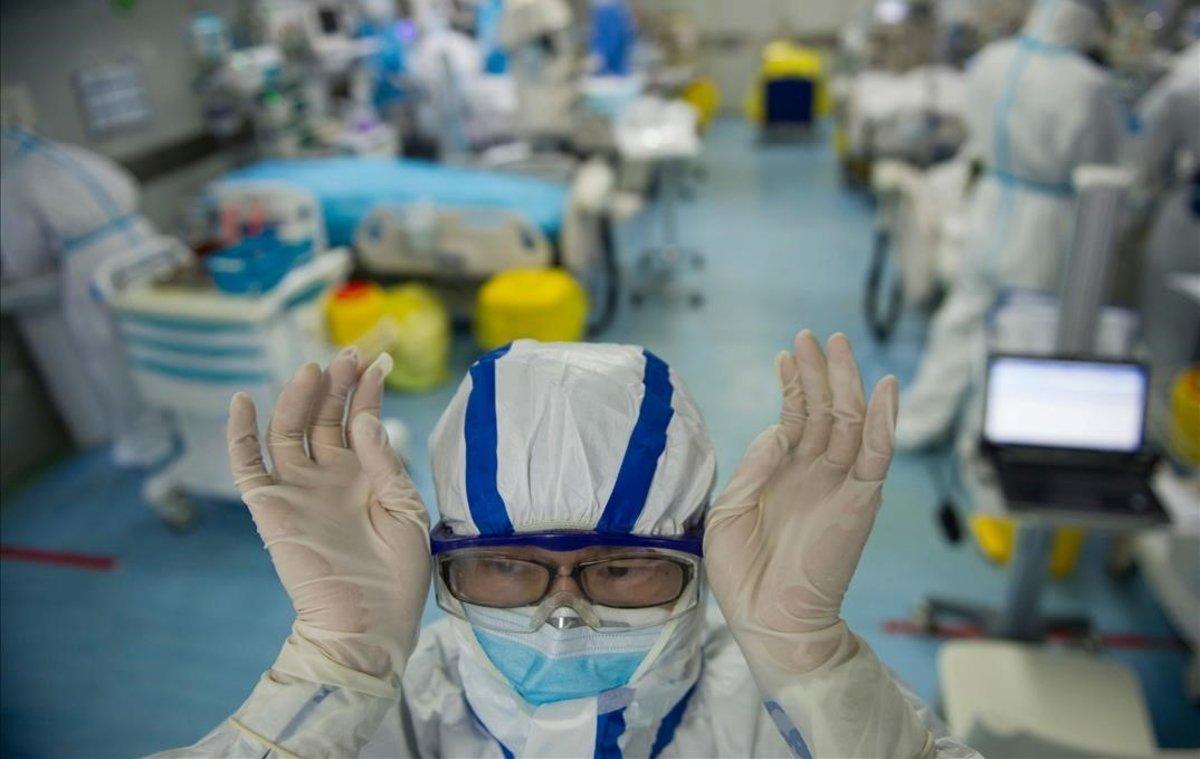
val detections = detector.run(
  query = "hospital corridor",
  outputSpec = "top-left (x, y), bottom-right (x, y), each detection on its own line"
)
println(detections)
top-left (2, 1), bottom-right (1199, 757)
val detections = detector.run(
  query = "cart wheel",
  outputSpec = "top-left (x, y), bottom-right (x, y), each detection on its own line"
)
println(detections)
top-left (912, 600), bottom-right (935, 634)
top-left (151, 489), bottom-right (198, 532)
top-left (688, 292), bottom-right (705, 309)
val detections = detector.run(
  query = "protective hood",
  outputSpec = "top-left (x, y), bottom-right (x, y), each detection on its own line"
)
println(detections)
top-left (428, 340), bottom-right (715, 755)
top-left (1022, 0), bottom-right (1106, 52)
top-left (429, 340), bottom-right (718, 540)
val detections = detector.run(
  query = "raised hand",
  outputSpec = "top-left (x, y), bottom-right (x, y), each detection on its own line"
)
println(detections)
top-left (227, 348), bottom-right (431, 679)
top-left (704, 330), bottom-right (898, 674)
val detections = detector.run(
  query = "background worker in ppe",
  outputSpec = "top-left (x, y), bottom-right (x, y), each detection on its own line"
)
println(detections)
top-left (0, 123), bottom-right (172, 467)
top-left (895, 0), bottom-right (1125, 449)
top-left (1128, 39), bottom-right (1200, 365)
top-left (165, 337), bottom-right (979, 758)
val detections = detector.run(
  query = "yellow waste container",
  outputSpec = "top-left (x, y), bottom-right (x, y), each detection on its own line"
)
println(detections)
top-left (745, 41), bottom-right (828, 127)
top-left (1170, 366), bottom-right (1200, 467)
top-left (476, 268), bottom-right (588, 350)
top-left (326, 280), bottom-right (450, 392)
top-left (326, 280), bottom-right (386, 346)
top-left (383, 284), bottom-right (450, 392)
top-left (681, 78), bottom-right (721, 132)
top-left (970, 514), bottom-right (1085, 579)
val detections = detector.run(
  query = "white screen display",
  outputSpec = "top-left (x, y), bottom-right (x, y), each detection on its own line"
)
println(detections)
top-left (984, 358), bottom-right (1146, 452)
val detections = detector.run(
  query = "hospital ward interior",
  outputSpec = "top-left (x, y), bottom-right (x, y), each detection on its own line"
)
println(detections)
top-left (2, 0), bottom-right (1199, 756)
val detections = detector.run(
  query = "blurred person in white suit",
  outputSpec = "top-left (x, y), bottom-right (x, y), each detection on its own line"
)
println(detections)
top-left (896, 0), bottom-right (1125, 449)
top-left (0, 122), bottom-right (171, 467)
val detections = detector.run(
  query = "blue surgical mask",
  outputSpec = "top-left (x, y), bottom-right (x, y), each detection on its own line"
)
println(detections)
top-left (472, 612), bottom-right (666, 706)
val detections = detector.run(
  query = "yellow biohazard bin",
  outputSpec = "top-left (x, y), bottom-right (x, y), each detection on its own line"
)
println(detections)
top-left (970, 514), bottom-right (1085, 579)
top-left (745, 41), bottom-right (829, 129)
top-left (326, 280), bottom-right (450, 392)
top-left (475, 268), bottom-right (588, 350)
top-left (1169, 366), bottom-right (1200, 467)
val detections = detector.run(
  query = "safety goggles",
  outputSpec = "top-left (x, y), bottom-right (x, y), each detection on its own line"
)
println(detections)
top-left (429, 522), bottom-right (704, 633)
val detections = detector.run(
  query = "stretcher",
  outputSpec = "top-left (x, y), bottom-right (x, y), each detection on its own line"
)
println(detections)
top-left (92, 236), bottom-right (351, 526)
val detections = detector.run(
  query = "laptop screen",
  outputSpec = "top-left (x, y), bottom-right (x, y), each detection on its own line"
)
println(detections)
top-left (984, 356), bottom-right (1148, 453)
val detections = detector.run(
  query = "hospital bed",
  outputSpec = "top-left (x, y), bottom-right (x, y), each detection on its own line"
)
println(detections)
top-left (212, 156), bottom-right (619, 331)
top-left (93, 236), bottom-right (352, 527)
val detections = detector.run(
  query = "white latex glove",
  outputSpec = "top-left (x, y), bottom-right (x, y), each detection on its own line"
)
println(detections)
top-left (227, 348), bottom-right (431, 685)
top-left (705, 331), bottom-right (933, 758)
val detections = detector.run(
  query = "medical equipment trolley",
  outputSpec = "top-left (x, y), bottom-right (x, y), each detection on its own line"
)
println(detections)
top-left (94, 236), bottom-right (351, 527)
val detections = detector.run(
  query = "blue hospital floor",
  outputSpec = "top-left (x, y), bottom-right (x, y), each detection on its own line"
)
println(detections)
top-left (2, 119), bottom-right (1197, 756)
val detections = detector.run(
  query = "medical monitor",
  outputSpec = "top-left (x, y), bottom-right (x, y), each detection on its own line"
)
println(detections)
top-left (983, 355), bottom-right (1148, 454)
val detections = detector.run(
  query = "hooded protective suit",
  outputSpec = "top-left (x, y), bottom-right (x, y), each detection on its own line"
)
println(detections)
top-left (168, 341), bottom-right (976, 757)
top-left (896, 0), bottom-right (1125, 448)
top-left (1132, 43), bottom-right (1200, 365)
top-left (0, 127), bottom-right (171, 465)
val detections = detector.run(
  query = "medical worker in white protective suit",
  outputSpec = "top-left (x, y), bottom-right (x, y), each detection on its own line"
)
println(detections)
top-left (1130, 41), bottom-right (1200, 364)
top-left (0, 126), bottom-right (171, 466)
top-left (167, 337), bottom-right (980, 757)
top-left (895, 0), bottom-right (1125, 449)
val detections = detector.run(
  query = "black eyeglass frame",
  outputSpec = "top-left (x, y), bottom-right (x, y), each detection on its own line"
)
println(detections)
top-left (436, 549), bottom-right (698, 610)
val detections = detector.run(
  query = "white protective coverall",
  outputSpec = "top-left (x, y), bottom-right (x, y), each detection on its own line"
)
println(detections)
top-left (168, 341), bottom-right (978, 757)
top-left (0, 127), bottom-right (171, 466)
top-left (895, 0), bottom-right (1125, 448)
top-left (1132, 43), bottom-right (1200, 365)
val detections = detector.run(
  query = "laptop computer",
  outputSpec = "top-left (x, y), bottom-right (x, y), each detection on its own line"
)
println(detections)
top-left (981, 354), bottom-right (1168, 525)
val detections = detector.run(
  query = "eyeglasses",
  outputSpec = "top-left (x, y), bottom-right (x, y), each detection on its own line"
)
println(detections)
top-left (432, 546), bottom-right (703, 632)
top-left (441, 552), bottom-right (694, 610)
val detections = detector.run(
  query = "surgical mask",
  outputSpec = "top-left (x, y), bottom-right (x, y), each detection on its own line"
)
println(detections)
top-left (471, 606), bottom-right (666, 705)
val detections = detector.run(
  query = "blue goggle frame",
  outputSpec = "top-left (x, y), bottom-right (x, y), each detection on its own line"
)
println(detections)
top-left (428, 520), bottom-right (704, 557)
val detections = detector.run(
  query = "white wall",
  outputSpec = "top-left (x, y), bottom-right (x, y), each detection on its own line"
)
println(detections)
top-left (0, 0), bottom-right (240, 160)
top-left (0, 0), bottom-right (245, 230)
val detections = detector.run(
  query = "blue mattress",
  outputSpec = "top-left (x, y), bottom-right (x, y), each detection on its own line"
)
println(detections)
top-left (219, 157), bottom-right (569, 247)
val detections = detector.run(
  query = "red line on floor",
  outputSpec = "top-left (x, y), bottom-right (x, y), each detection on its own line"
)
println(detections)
top-left (884, 619), bottom-right (1186, 651)
top-left (0, 545), bottom-right (118, 572)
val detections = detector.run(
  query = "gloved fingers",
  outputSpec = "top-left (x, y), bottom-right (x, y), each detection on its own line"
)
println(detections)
top-left (346, 353), bottom-right (393, 449)
top-left (794, 330), bottom-right (834, 458)
top-left (708, 424), bottom-right (792, 531)
top-left (266, 362), bottom-right (322, 469)
top-left (351, 413), bottom-right (429, 521)
top-left (853, 375), bottom-right (898, 483)
top-left (824, 333), bottom-right (867, 469)
top-left (309, 347), bottom-right (361, 454)
top-left (227, 392), bottom-right (273, 494)
top-left (776, 350), bottom-right (805, 447)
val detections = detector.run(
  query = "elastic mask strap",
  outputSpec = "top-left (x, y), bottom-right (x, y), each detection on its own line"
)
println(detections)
top-left (451, 615), bottom-right (521, 692)
top-left (627, 608), bottom-right (691, 684)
